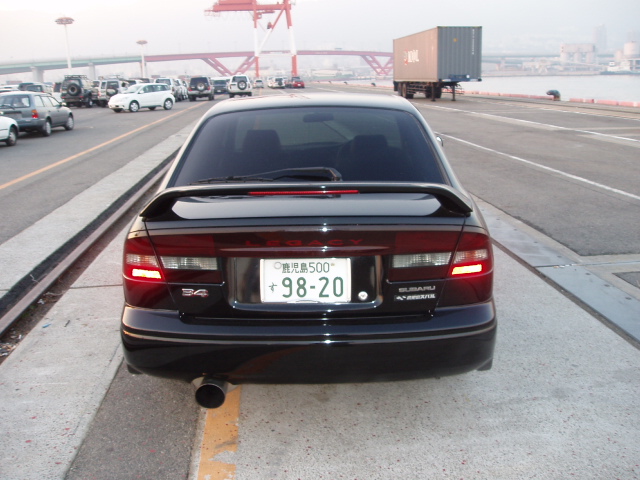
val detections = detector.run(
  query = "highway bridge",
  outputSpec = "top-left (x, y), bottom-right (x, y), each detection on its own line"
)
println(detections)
top-left (1, 50), bottom-right (609, 82)
top-left (0, 50), bottom-right (394, 81)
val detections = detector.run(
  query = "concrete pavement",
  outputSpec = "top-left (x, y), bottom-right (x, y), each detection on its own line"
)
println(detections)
top-left (0, 119), bottom-right (638, 478)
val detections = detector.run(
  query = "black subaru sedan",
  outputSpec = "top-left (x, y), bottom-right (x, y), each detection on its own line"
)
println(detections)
top-left (121, 93), bottom-right (496, 408)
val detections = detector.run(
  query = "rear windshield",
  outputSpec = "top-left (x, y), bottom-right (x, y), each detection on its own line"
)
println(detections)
top-left (0, 94), bottom-right (31, 108)
top-left (169, 106), bottom-right (445, 186)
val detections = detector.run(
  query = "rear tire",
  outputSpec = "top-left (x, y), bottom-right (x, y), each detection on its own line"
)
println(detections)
top-left (41, 120), bottom-right (52, 137)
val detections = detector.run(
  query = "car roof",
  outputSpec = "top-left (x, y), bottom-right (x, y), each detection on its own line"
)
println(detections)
top-left (0, 91), bottom-right (49, 97)
top-left (202, 92), bottom-right (417, 118)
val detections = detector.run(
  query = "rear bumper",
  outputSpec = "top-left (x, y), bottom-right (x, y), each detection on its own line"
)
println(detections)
top-left (121, 301), bottom-right (496, 384)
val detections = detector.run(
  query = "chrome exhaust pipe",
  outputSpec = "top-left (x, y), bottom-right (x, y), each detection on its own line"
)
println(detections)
top-left (193, 377), bottom-right (230, 409)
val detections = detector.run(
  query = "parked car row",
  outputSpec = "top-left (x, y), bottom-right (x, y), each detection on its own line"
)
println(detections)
top-left (264, 76), bottom-right (305, 89)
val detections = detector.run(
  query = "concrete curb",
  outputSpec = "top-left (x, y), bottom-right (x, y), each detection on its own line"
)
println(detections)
top-left (477, 199), bottom-right (640, 343)
top-left (0, 124), bottom-right (192, 307)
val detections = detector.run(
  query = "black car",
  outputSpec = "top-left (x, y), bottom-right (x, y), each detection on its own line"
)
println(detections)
top-left (0, 91), bottom-right (74, 136)
top-left (121, 93), bottom-right (496, 408)
top-left (212, 78), bottom-right (229, 94)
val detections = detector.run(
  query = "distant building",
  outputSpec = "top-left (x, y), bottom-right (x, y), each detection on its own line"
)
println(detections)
top-left (593, 25), bottom-right (607, 53)
top-left (560, 44), bottom-right (597, 70)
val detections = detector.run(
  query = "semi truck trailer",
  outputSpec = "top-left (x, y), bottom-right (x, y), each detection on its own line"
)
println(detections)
top-left (393, 26), bottom-right (482, 101)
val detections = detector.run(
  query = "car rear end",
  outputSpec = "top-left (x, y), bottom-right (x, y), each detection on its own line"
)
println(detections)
top-left (0, 93), bottom-right (44, 132)
top-left (120, 94), bottom-right (496, 392)
top-left (188, 77), bottom-right (213, 101)
top-left (213, 79), bottom-right (229, 94)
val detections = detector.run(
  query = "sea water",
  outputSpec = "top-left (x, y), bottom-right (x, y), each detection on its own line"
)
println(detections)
top-left (369, 75), bottom-right (640, 103)
top-left (469, 75), bottom-right (640, 103)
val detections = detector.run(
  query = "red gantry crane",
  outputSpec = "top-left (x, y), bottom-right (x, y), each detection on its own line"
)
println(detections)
top-left (205, 0), bottom-right (297, 78)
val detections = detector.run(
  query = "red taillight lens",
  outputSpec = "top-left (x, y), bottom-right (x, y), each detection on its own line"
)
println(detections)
top-left (449, 231), bottom-right (492, 277)
top-left (123, 233), bottom-right (222, 283)
top-left (388, 231), bottom-right (459, 281)
top-left (389, 229), bottom-right (492, 281)
top-left (124, 235), bottom-right (163, 281)
top-left (31, 109), bottom-right (39, 119)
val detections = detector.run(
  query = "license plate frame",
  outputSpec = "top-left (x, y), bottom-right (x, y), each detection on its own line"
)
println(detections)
top-left (260, 258), bottom-right (351, 303)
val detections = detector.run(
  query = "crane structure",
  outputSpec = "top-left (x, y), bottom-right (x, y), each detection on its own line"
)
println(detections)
top-left (205, 0), bottom-right (297, 78)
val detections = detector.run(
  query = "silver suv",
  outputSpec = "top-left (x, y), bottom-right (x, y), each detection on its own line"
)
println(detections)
top-left (188, 77), bottom-right (214, 101)
top-left (96, 79), bottom-right (129, 107)
top-left (227, 75), bottom-right (252, 98)
top-left (155, 77), bottom-right (188, 102)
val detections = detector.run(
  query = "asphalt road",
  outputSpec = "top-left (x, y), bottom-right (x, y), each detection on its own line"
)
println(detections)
top-left (0, 96), bottom-right (214, 245)
top-left (1, 84), bottom-right (639, 479)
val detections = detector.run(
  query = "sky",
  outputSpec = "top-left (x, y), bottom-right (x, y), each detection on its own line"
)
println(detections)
top-left (1, 0), bottom-right (639, 80)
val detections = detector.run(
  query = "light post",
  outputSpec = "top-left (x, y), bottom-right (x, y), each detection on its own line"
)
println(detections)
top-left (137, 40), bottom-right (148, 79)
top-left (55, 16), bottom-right (74, 73)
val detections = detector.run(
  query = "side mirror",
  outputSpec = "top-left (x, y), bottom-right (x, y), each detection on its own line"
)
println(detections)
top-left (436, 135), bottom-right (444, 147)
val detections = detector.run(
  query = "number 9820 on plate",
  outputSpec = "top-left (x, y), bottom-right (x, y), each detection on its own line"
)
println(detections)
top-left (260, 258), bottom-right (351, 303)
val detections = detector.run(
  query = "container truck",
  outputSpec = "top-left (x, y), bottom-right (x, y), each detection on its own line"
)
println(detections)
top-left (393, 26), bottom-right (482, 101)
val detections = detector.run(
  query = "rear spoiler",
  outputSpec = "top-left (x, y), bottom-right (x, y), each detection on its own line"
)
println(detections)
top-left (140, 182), bottom-right (473, 219)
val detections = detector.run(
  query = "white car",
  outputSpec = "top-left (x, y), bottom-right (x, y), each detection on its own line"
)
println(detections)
top-left (227, 75), bottom-right (252, 98)
top-left (0, 114), bottom-right (18, 146)
top-left (108, 83), bottom-right (175, 113)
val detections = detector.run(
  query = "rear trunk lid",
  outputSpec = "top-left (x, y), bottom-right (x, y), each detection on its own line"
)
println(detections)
top-left (123, 183), bottom-right (492, 319)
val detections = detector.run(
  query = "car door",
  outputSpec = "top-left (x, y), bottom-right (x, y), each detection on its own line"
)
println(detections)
top-left (136, 85), bottom-right (152, 108)
top-left (155, 84), bottom-right (169, 104)
top-left (42, 95), bottom-right (65, 127)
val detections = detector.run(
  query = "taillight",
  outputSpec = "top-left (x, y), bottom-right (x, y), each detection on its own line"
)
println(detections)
top-left (388, 231), bottom-right (459, 281)
top-left (449, 231), bottom-right (492, 277)
top-left (123, 235), bottom-right (163, 281)
top-left (388, 229), bottom-right (492, 282)
top-left (123, 233), bottom-right (222, 284)
top-left (31, 109), bottom-right (39, 119)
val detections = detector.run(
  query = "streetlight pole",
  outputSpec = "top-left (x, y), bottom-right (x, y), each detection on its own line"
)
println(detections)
top-left (137, 40), bottom-right (148, 79)
top-left (55, 16), bottom-right (74, 73)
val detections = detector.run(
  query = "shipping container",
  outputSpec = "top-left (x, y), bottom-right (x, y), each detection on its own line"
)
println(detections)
top-left (393, 26), bottom-right (482, 101)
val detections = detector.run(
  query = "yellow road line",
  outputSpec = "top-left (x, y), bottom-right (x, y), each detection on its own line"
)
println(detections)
top-left (197, 386), bottom-right (242, 480)
top-left (0, 104), bottom-right (202, 191)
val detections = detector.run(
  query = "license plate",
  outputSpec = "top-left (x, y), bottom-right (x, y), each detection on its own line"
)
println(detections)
top-left (260, 258), bottom-right (351, 303)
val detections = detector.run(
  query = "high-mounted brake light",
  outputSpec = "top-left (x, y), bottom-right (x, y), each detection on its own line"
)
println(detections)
top-left (249, 190), bottom-right (359, 196)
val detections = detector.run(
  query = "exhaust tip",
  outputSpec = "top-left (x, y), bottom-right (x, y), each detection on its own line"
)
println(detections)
top-left (194, 378), bottom-right (228, 409)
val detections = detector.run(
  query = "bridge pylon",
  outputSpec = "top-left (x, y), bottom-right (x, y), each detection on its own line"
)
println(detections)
top-left (205, 0), bottom-right (297, 78)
